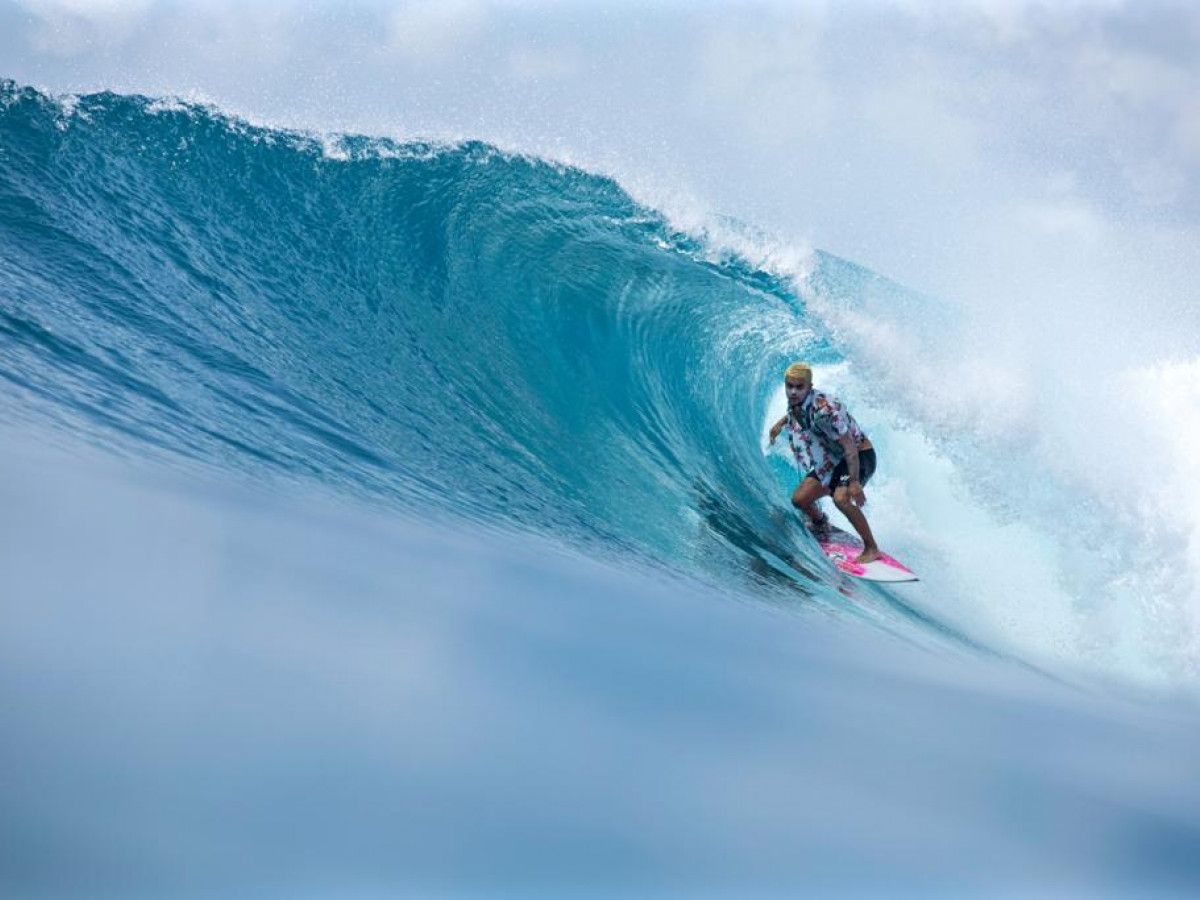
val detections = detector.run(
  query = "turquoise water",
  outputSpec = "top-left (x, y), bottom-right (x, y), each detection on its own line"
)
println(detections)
top-left (0, 81), bottom-right (938, 624)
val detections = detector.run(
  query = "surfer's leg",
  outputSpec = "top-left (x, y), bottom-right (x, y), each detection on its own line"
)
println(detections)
top-left (791, 477), bottom-right (830, 533)
top-left (832, 486), bottom-right (881, 564)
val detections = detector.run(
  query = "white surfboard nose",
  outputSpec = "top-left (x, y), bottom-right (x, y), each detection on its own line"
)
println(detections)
top-left (817, 531), bottom-right (919, 583)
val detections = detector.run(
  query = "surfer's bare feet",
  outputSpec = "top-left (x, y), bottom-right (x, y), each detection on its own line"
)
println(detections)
top-left (808, 512), bottom-right (832, 537)
top-left (855, 547), bottom-right (881, 565)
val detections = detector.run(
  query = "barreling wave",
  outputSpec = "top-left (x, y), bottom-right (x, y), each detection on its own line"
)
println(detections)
top-left (0, 81), bottom-right (1060, 661)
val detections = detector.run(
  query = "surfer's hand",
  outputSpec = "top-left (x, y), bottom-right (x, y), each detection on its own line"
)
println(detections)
top-left (849, 482), bottom-right (867, 507)
top-left (768, 421), bottom-right (783, 444)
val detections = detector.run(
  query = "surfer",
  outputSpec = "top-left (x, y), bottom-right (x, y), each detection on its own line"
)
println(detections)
top-left (768, 363), bottom-right (882, 565)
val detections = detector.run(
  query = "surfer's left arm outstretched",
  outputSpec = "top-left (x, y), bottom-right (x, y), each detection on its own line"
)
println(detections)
top-left (768, 415), bottom-right (788, 443)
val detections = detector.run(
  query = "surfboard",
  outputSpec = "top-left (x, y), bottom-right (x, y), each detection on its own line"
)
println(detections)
top-left (816, 526), bottom-right (918, 583)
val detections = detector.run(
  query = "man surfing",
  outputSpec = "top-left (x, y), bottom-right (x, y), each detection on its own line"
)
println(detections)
top-left (768, 362), bottom-right (882, 565)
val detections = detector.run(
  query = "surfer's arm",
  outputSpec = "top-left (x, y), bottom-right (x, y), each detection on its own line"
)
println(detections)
top-left (768, 415), bottom-right (788, 444)
top-left (838, 432), bottom-right (860, 483)
top-left (837, 432), bottom-right (867, 506)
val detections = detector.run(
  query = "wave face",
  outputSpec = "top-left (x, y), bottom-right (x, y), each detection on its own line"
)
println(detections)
top-left (0, 84), bottom-right (854, 592)
top-left (1, 82), bottom-right (1193, 679)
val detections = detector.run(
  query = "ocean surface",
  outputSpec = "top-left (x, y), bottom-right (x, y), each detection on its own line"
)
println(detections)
top-left (3, 81), bottom-right (1200, 896)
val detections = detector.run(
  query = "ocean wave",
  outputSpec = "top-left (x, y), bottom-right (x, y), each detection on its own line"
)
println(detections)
top-left (2, 81), bottom-right (1195, 684)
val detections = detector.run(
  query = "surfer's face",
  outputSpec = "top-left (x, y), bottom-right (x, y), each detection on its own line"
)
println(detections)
top-left (785, 377), bottom-right (810, 406)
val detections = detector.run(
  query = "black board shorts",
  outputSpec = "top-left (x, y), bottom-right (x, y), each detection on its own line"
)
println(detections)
top-left (806, 448), bottom-right (877, 494)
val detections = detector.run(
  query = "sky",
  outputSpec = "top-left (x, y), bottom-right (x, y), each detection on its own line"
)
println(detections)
top-left (3, 0), bottom-right (1199, 342)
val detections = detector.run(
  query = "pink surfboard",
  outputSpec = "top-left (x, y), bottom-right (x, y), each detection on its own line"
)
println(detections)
top-left (816, 527), bottom-right (918, 583)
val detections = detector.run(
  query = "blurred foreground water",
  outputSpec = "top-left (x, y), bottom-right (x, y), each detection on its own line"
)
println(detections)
top-left (3, 435), bottom-right (1199, 897)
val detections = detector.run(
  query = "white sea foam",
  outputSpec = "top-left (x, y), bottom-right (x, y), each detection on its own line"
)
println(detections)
top-left (787, 269), bottom-right (1200, 686)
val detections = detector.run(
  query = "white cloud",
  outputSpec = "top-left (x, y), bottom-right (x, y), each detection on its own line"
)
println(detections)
top-left (692, 10), bottom-right (832, 147)
top-left (19, 0), bottom-right (153, 56)
top-left (507, 45), bottom-right (580, 83)
top-left (1064, 36), bottom-right (1200, 209)
top-left (859, 61), bottom-right (983, 172)
top-left (387, 0), bottom-right (487, 63)
top-left (1015, 196), bottom-right (1104, 243)
top-left (1121, 158), bottom-right (1187, 208)
top-left (1177, 100), bottom-right (1200, 158)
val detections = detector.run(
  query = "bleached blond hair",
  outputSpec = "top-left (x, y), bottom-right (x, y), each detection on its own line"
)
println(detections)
top-left (784, 362), bottom-right (812, 382)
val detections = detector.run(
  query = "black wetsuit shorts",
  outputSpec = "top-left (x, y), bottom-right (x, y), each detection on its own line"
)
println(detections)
top-left (807, 448), bottom-right (877, 494)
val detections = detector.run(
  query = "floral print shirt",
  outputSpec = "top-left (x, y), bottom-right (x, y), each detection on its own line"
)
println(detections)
top-left (786, 390), bottom-right (870, 486)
